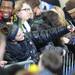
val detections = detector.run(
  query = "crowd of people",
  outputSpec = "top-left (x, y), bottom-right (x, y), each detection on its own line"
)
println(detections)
top-left (0, 0), bottom-right (75, 75)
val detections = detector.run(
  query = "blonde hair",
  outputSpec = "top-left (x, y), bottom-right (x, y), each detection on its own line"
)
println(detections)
top-left (50, 6), bottom-right (69, 26)
top-left (13, 0), bottom-right (25, 13)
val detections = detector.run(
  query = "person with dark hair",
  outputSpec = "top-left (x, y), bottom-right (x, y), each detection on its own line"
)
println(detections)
top-left (38, 48), bottom-right (63, 75)
top-left (1, 0), bottom-right (75, 65)
top-left (9, 0), bottom-right (75, 63)
top-left (64, 0), bottom-right (75, 24)
top-left (63, 0), bottom-right (75, 55)
top-left (0, 0), bottom-right (15, 22)
top-left (0, 0), bottom-right (25, 41)
top-left (0, 0), bottom-right (40, 64)
top-left (23, 0), bottom-right (54, 16)
top-left (0, 0), bottom-right (26, 63)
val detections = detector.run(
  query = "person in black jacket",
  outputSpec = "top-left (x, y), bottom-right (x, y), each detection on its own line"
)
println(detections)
top-left (3, 0), bottom-right (75, 64)
top-left (6, 23), bottom-right (74, 63)
top-left (7, 0), bottom-right (75, 63)
top-left (0, 0), bottom-right (38, 64)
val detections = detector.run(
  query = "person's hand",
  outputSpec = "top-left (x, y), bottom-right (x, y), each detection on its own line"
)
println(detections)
top-left (15, 28), bottom-right (24, 41)
top-left (0, 60), bottom-right (7, 68)
top-left (61, 37), bottom-right (70, 44)
top-left (67, 25), bottom-right (75, 32)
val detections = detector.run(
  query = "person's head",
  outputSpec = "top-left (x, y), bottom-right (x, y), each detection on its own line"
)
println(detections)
top-left (0, 0), bottom-right (15, 21)
top-left (23, 0), bottom-right (41, 16)
top-left (43, 6), bottom-right (67, 27)
top-left (14, 0), bottom-right (33, 21)
top-left (38, 50), bottom-right (63, 75)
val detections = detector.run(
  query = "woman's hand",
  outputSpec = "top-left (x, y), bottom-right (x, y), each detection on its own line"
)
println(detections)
top-left (0, 60), bottom-right (7, 68)
top-left (15, 28), bottom-right (24, 41)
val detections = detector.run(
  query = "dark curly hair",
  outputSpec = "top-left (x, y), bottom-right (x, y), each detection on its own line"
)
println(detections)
top-left (0, 0), bottom-right (15, 8)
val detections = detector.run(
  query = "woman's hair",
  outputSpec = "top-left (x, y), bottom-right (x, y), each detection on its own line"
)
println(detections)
top-left (43, 6), bottom-right (68, 27)
top-left (13, 0), bottom-right (25, 13)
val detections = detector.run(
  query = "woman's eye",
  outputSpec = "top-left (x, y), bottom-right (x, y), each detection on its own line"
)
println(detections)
top-left (21, 8), bottom-right (30, 11)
